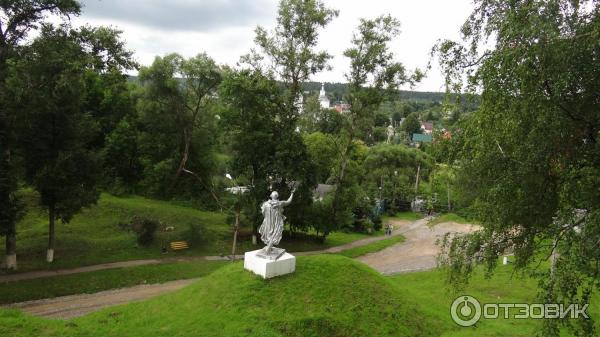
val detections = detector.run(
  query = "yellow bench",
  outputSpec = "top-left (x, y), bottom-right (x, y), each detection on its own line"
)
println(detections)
top-left (170, 241), bottom-right (189, 251)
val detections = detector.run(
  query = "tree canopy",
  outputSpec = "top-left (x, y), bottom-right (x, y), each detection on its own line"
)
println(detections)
top-left (436, 1), bottom-right (600, 335)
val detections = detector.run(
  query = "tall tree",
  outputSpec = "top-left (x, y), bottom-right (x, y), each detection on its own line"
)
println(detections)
top-left (138, 53), bottom-right (222, 200)
top-left (435, 1), bottom-right (600, 335)
top-left (7, 23), bottom-right (134, 262)
top-left (240, 0), bottom-right (336, 232)
top-left (331, 15), bottom-right (421, 225)
top-left (401, 112), bottom-right (421, 138)
top-left (244, 0), bottom-right (338, 120)
top-left (0, 0), bottom-right (81, 269)
top-left (219, 69), bottom-right (282, 234)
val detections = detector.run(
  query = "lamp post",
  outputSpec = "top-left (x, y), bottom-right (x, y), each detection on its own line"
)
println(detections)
top-left (225, 173), bottom-right (244, 261)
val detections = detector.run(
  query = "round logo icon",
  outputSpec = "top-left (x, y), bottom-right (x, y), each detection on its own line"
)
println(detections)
top-left (451, 295), bottom-right (482, 327)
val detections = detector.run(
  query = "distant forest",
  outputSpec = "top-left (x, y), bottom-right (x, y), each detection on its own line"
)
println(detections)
top-left (127, 76), bottom-right (455, 104)
top-left (301, 81), bottom-right (476, 105)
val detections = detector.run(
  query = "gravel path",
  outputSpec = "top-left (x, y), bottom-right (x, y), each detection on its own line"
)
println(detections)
top-left (358, 217), bottom-right (479, 274)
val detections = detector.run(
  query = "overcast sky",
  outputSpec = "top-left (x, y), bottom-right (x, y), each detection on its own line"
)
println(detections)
top-left (73, 0), bottom-right (474, 92)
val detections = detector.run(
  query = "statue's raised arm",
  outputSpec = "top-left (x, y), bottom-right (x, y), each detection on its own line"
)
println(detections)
top-left (280, 189), bottom-right (295, 206)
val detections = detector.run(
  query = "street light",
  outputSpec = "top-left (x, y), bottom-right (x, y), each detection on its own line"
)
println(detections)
top-left (225, 173), bottom-right (245, 262)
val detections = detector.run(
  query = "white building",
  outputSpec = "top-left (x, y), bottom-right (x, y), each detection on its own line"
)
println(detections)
top-left (318, 83), bottom-right (330, 109)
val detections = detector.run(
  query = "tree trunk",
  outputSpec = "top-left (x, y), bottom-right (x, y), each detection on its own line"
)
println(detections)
top-left (47, 204), bottom-right (55, 263)
top-left (231, 210), bottom-right (239, 261)
top-left (414, 164), bottom-right (421, 193)
top-left (5, 231), bottom-right (16, 270)
top-left (447, 181), bottom-right (451, 211)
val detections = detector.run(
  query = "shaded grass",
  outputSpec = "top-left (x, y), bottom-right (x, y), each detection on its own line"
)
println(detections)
top-left (0, 260), bottom-right (226, 304)
top-left (383, 211), bottom-right (423, 222)
top-left (0, 255), bottom-right (442, 337)
top-left (337, 235), bottom-right (405, 258)
top-left (2, 191), bottom-right (381, 273)
top-left (428, 213), bottom-right (471, 226)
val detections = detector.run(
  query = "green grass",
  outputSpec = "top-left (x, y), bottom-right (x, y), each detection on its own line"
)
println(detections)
top-left (390, 265), bottom-right (599, 336)
top-left (1, 255), bottom-right (597, 336)
top-left (337, 235), bottom-right (405, 258)
top-left (384, 211), bottom-right (423, 222)
top-left (428, 213), bottom-right (471, 226)
top-left (0, 260), bottom-right (226, 304)
top-left (0, 255), bottom-right (442, 337)
top-left (2, 191), bottom-right (382, 273)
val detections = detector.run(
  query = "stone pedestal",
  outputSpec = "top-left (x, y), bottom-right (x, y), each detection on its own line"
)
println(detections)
top-left (244, 249), bottom-right (295, 279)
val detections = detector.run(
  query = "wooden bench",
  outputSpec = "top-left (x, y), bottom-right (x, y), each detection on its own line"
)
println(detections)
top-left (170, 241), bottom-right (189, 251)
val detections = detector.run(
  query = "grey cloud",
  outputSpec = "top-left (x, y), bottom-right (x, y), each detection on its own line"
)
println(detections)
top-left (80, 0), bottom-right (274, 32)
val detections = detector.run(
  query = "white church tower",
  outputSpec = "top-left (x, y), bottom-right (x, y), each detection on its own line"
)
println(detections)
top-left (318, 83), bottom-right (330, 109)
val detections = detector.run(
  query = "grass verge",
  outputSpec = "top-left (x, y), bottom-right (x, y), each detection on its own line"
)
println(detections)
top-left (384, 211), bottom-right (423, 222)
top-left (0, 260), bottom-right (227, 304)
top-left (336, 235), bottom-right (405, 258)
top-left (427, 213), bottom-right (471, 226)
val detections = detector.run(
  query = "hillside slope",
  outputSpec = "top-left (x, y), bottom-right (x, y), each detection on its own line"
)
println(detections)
top-left (0, 255), bottom-right (443, 337)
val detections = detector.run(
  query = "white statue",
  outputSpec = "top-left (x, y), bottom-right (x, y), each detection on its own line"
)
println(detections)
top-left (386, 123), bottom-right (395, 143)
top-left (258, 189), bottom-right (295, 259)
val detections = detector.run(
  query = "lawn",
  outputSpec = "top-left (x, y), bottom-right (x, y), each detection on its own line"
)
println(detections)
top-left (428, 212), bottom-right (471, 226)
top-left (383, 211), bottom-right (423, 222)
top-left (336, 235), bottom-right (404, 258)
top-left (0, 255), bottom-right (442, 337)
top-left (0, 255), bottom-right (597, 336)
top-left (390, 265), bottom-right (599, 336)
top-left (0, 260), bottom-right (226, 304)
top-left (1, 191), bottom-right (383, 273)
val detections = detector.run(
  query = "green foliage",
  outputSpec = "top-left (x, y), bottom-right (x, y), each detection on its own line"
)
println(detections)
top-left (363, 144), bottom-right (432, 209)
top-left (5, 23), bottom-right (134, 260)
top-left (137, 53), bottom-right (221, 200)
top-left (435, 1), bottom-right (600, 335)
top-left (401, 112), bottom-right (421, 137)
top-left (130, 217), bottom-right (159, 246)
top-left (245, 0), bottom-right (338, 119)
top-left (303, 132), bottom-right (337, 183)
top-left (220, 69), bottom-right (317, 233)
top-left (0, 0), bottom-right (83, 266)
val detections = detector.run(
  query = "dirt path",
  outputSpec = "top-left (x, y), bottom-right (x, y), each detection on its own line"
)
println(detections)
top-left (5, 278), bottom-right (197, 319)
top-left (358, 217), bottom-right (479, 274)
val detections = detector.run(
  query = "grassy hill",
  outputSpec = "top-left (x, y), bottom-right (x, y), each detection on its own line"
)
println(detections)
top-left (0, 255), bottom-right (597, 336)
top-left (1, 191), bottom-right (383, 272)
top-left (0, 255), bottom-right (442, 337)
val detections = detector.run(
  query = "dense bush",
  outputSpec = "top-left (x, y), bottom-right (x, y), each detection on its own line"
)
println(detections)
top-left (131, 217), bottom-right (160, 246)
top-left (185, 223), bottom-right (206, 245)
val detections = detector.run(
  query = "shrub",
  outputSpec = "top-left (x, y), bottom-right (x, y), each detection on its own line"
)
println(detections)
top-left (185, 223), bottom-right (206, 245)
top-left (131, 217), bottom-right (159, 246)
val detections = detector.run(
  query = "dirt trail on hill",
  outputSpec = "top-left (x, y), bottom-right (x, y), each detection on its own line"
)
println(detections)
top-left (358, 218), bottom-right (479, 274)
top-left (5, 278), bottom-right (197, 319)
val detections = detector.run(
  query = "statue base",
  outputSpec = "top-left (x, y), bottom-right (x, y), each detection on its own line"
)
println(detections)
top-left (256, 247), bottom-right (286, 260)
top-left (244, 249), bottom-right (295, 279)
